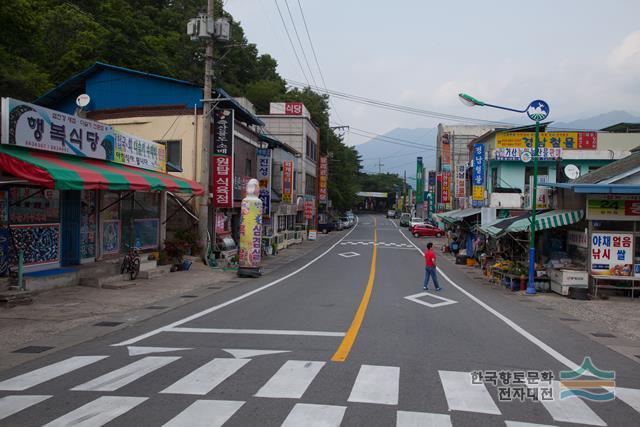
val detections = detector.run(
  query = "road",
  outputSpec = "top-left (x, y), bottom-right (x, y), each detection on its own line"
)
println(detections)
top-left (1, 213), bottom-right (640, 426)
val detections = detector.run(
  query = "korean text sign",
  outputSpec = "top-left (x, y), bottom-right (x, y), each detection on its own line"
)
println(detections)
top-left (441, 171), bottom-right (451, 204)
top-left (472, 143), bottom-right (485, 207)
top-left (496, 132), bottom-right (597, 150)
top-left (114, 130), bottom-right (166, 173)
top-left (441, 133), bottom-right (451, 170)
top-left (256, 148), bottom-right (271, 216)
top-left (211, 109), bottom-right (234, 208)
top-left (590, 232), bottom-right (634, 276)
top-left (587, 195), bottom-right (640, 220)
top-left (319, 156), bottom-right (328, 203)
top-left (282, 160), bottom-right (294, 203)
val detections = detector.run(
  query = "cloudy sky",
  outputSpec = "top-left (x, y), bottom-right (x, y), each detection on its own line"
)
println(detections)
top-left (226, 0), bottom-right (640, 145)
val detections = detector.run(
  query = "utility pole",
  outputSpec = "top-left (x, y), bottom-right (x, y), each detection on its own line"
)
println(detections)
top-left (403, 170), bottom-right (407, 213)
top-left (378, 158), bottom-right (384, 174)
top-left (198, 0), bottom-right (215, 262)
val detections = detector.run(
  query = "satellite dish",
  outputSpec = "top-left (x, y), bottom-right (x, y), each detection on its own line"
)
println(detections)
top-left (76, 94), bottom-right (91, 108)
top-left (564, 164), bottom-right (581, 180)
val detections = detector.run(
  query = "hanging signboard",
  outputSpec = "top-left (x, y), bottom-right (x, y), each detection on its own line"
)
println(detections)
top-left (472, 143), bottom-right (485, 207)
top-left (282, 160), bottom-right (294, 204)
top-left (441, 171), bottom-right (451, 204)
top-left (496, 131), bottom-right (597, 150)
top-left (114, 130), bottom-right (166, 173)
top-left (456, 165), bottom-right (465, 198)
top-left (495, 147), bottom-right (562, 161)
top-left (567, 230), bottom-right (588, 248)
top-left (319, 156), bottom-right (328, 203)
top-left (416, 157), bottom-right (424, 204)
top-left (428, 170), bottom-right (436, 187)
top-left (441, 133), bottom-right (451, 171)
top-left (591, 232), bottom-right (634, 276)
top-left (304, 196), bottom-right (314, 220)
top-left (586, 195), bottom-right (640, 220)
top-left (256, 148), bottom-right (271, 216)
top-left (211, 109), bottom-right (234, 208)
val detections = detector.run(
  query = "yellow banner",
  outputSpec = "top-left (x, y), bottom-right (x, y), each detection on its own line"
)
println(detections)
top-left (496, 132), bottom-right (597, 150)
top-left (472, 186), bottom-right (484, 200)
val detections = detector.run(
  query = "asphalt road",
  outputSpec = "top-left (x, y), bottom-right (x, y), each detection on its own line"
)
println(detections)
top-left (1, 213), bottom-right (640, 426)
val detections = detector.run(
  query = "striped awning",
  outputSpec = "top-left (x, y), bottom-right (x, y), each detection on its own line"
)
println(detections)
top-left (503, 210), bottom-right (584, 235)
top-left (441, 208), bottom-right (481, 224)
top-left (0, 145), bottom-right (203, 195)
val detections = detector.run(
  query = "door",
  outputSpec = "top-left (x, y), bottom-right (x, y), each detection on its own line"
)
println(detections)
top-left (60, 190), bottom-right (81, 266)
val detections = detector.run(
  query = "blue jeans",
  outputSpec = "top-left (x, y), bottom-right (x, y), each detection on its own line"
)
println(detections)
top-left (423, 266), bottom-right (440, 290)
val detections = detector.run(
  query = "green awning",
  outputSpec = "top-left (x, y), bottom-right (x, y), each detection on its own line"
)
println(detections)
top-left (503, 210), bottom-right (584, 235)
top-left (442, 208), bottom-right (481, 224)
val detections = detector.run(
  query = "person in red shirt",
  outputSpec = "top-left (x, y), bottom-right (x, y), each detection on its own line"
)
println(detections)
top-left (423, 242), bottom-right (442, 291)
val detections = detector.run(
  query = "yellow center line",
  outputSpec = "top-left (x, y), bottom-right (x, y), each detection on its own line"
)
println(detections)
top-left (332, 216), bottom-right (377, 362)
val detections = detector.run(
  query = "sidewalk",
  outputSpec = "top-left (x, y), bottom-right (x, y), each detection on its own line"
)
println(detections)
top-left (443, 251), bottom-right (640, 364)
top-left (0, 231), bottom-right (340, 371)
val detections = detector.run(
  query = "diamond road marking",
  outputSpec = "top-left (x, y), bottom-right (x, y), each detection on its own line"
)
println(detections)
top-left (338, 252), bottom-right (360, 258)
top-left (404, 292), bottom-right (458, 308)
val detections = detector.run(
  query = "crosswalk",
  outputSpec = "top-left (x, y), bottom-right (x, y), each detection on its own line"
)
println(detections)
top-left (1, 354), bottom-right (639, 426)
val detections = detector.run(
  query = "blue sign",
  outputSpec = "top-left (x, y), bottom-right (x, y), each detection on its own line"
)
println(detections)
top-left (526, 99), bottom-right (550, 121)
top-left (472, 143), bottom-right (485, 208)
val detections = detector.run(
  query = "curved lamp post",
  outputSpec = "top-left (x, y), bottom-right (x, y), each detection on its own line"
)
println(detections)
top-left (458, 92), bottom-right (550, 295)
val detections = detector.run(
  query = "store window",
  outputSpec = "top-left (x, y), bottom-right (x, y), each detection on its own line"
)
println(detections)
top-left (9, 187), bottom-right (59, 225)
top-left (245, 158), bottom-right (252, 177)
top-left (101, 191), bottom-right (121, 255)
top-left (120, 192), bottom-right (160, 251)
top-left (80, 191), bottom-right (97, 259)
top-left (306, 137), bottom-right (317, 161)
top-left (158, 140), bottom-right (182, 169)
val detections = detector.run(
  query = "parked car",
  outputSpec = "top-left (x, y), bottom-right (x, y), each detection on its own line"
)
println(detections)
top-left (340, 217), bottom-right (352, 229)
top-left (399, 213), bottom-right (411, 227)
top-left (410, 223), bottom-right (444, 238)
top-left (386, 209), bottom-right (396, 218)
top-left (318, 221), bottom-right (335, 234)
top-left (409, 217), bottom-right (425, 228)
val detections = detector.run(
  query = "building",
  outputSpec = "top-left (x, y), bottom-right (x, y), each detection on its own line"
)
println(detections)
top-left (259, 102), bottom-right (320, 228)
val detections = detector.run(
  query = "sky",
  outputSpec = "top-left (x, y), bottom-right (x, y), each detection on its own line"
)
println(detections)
top-left (226, 0), bottom-right (640, 145)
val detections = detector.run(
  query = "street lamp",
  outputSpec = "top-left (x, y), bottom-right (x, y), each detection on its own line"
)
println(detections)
top-left (458, 92), bottom-right (550, 295)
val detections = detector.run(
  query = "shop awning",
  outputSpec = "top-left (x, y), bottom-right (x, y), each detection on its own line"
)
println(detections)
top-left (0, 145), bottom-right (203, 195)
top-left (502, 210), bottom-right (584, 235)
top-left (433, 209), bottom-right (460, 222)
top-left (441, 208), bottom-right (481, 224)
top-left (476, 213), bottom-right (529, 238)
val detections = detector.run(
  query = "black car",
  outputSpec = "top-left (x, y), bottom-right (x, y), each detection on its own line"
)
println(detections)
top-left (318, 222), bottom-right (336, 234)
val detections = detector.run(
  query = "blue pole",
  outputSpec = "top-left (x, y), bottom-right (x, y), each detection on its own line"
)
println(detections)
top-left (526, 120), bottom-right (539, 295)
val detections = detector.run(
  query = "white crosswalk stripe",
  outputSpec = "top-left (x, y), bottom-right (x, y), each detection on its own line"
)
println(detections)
top-left (0, 355), bottom-right (108, 391)
top-left (255, 360), bottom-right (325, 399)
top-left (538, 381), bottom-right (606, 426)
top-left (439, 370), bottom-right (501, 415)
top-left (42, 396), bottom-right (147, 427)
top-left (161, 358), bottom-right (250, 395)
top-left (0, 395), bottom-right (51, 421)
top-left (505, 421), bottom-right (557, 427)
top-left (348, 364), bottom-right (400, 405)
top-left (162, 399), bottom-right (245, 427)
top-left (396, 410), bottom-right (452, 427)
top-left (616, 386), bottom-right (640, 413)
top-left (281, 403), bottom-right (346, 427)
top-left (72, 356), bottom-right (180, 392)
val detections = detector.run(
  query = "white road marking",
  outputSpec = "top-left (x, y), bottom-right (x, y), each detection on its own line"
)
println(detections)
top-left (538, 381), bottom-right (606, 426)
top-left (505, 422), bottom-right (557, 427)
top-left (338, 251), bottom-right (360, 258)
top-left (398, 229), bottom-right (588, 375)
top-left (617, 387), bottom-right (640, 413)
top-left (255, 360), bottom-right (325, 399)
top-left (281, 403), bottom-right (346, 427)
top-left (222, 349), bottom-right (290, 359)
top-left (168, 327), bottom-right (345, 337)
top-left (161, 400), bottom-right (244, 427)
top-left (348, 364), bottom-right (400, 405)
top-left (439, 370), bottom-right (501, 415)
top-left (404, 291), bottom-right (458, 308)
top-left (161, 358), bottom-right (249, 395)
top-left (43, 396), bottom-right (147, 427)
top-left (113, 221), bottom-right (360, 347)
top-left (0, 356), bottom-right (108, 391)
top-left (127, 346), bottom-right (192, 356)
top-left (72, 356), bottom-right (180, 392)
top-left (0, 395), bottom-right (51, 421)
top-left (396, 410), bottom-right (452, 427)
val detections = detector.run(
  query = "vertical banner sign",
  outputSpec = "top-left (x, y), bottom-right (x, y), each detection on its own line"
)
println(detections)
top-left (256, 148), bottom-right (271, 216)
top-left (472, 143), bottom-right (485, 208)
top-left (441, 133), bottom-right (451, 171)
top-left (282, 160), bottom-right (294, 203)
top-left (416, 157), bottom-right (424, 204)
top-left (591, 233), bottom-right (634, 276)
top-left (304, 196), bottom-right (314, 220)
top-left (456, 165), bottom-right (466, 198)
top-left (238, 179), bottom-right (263, 276)
top-left (442, 172), bottom-right (451, 204)
top-left (428, 170), bottom-right (436, 187)
top-left (436, 172), bottom-right (443, 204)
top-left (319, 156), bottom-right (328, 203)
top-left (211, 109), bottom-right (234, 208)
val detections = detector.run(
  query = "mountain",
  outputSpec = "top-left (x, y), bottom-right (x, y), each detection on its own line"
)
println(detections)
top-left (354, 127), bottom-right (437, 186)
top-left (549, 111), bottom-right (640, 131)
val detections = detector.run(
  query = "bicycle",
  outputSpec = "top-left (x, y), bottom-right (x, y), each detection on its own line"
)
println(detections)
top-left (120, 245), bottom-right (141, 280)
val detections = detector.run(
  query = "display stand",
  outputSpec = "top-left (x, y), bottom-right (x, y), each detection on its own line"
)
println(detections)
top-left (592, 276), bottom-right (640, 299)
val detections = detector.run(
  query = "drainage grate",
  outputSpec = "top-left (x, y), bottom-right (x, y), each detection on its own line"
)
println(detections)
top-left (181, 295), bottom-right (198, 298)
top-left (93, 321), bottom-right (124, 327)
top-left (591, 332), bottom-right (616, 338)
top-left (145, 305), bottom-right (169, 310)
top-left (559, 317), bottom-right (580, 322)
top-left (13, 346), bottom-right (54, 354)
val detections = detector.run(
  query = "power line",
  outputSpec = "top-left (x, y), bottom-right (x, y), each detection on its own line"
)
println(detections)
top-left (295, 0), bottom-right (344, 125)
top-left (283, 0), bottom-right (318, 88)
top-left (273, 0), bottom-right (310, 86)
